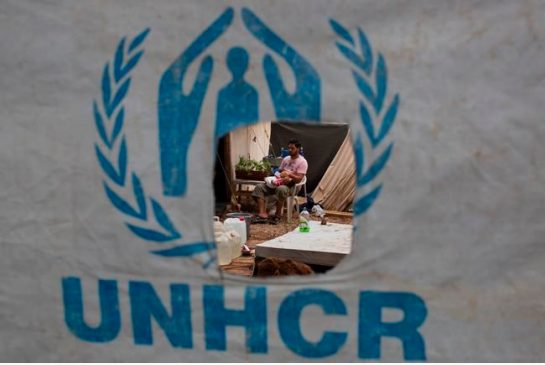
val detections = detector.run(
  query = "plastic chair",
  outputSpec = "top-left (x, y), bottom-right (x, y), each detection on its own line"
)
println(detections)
top-left (286, 175), bottom-right (307, 222)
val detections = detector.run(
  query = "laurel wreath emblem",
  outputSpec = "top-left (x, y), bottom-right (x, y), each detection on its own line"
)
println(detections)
top-left (330, 20), bottom-right (399, 216)
top-left (92, 29), bottom-right (215, 261)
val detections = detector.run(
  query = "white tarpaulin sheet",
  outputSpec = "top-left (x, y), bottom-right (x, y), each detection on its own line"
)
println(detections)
top-left (256, 221), bottom-right (352, 267)
top-left (1, 0), bottom-right (545, 361)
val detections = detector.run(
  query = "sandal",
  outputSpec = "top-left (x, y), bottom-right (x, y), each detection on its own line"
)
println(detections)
top-left (269, 216), bottom-right (282, 225)
top-left (251, 216), bottom-right (269, 224)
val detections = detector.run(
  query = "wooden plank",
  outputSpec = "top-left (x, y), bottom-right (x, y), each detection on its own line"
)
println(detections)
top-left (324, 210), bottom-right (353, 218)
top-left (220, 255), bottom-right (255, 277)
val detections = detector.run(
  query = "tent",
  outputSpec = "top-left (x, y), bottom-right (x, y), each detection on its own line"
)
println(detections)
top-left (215, 121), bottom-right (355, 211)
top-left (311, 133), bottom-right (356, 212)
top-left (214, 122), bottom-right (272, 203)
top-left (4, 1), bottom-right (545, 361)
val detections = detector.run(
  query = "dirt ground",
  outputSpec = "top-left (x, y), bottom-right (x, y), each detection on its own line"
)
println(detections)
top-left (220, 213), bottom-right (353, 277)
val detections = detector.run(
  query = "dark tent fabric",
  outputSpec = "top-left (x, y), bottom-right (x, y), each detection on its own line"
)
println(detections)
top-left (269, 122), bottom-right (349, 194)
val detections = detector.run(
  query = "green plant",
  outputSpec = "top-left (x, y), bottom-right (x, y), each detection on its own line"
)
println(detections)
top-left (235, 156), bottom-right (271, 172)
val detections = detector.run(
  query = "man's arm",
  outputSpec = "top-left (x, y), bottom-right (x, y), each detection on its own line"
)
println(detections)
top-left (279, 156), bottom-right (307, 184)
top-left (282, 170), bottom-right (304, 184)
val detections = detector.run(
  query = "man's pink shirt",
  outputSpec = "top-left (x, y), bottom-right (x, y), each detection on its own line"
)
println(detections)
top-left (280, 155), bottom-right (308, 175)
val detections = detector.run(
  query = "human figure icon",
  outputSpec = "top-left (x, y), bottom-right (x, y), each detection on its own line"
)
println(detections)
top-left (215, 47), bottom-right (259, 139)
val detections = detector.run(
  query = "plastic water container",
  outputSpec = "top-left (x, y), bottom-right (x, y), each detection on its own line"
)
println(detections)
top-left (226, 230), bottom-right (242, 259)
top-left (224, 217), bottom-right (247, 245)
top-left (225, 212), bottom-right (252, 239)
top-left (214, 217), bottom-right (232, 265)
top-left (215, 233), bottom-right (232, 265)
top-left (213, 216), bottom-right (224, 235)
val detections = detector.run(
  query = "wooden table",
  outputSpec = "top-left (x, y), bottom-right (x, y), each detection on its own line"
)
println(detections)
top-left (255, 221), bottom-right (352, 267)
top-left (233, 179), bottom-right (262, 201)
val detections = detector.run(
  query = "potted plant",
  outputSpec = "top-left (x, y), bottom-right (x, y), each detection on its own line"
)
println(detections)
top-left (235, 156), bottom-right (272, 181)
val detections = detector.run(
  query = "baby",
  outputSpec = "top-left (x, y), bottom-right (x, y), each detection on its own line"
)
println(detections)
top-left (264, 170), bottom-right (290, 189)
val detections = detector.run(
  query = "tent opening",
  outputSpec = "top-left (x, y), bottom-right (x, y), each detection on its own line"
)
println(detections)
top-left (213, 120), bottom-right (355, 278)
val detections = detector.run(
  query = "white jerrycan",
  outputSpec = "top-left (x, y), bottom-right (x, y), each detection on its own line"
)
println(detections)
top-left (215, 233), bottom-right (232, 266)
top-left (213, 216), bottom-right (225, 236)
top-left (226, 230), bottom-right (242, 259)
top-left (213, 217), bottom-right (231, 265)
top-left (223, 217), bottom-right (247, 245)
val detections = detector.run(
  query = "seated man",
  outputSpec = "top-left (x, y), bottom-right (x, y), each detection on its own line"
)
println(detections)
top-left (252, 138), bottom-right (308, 224)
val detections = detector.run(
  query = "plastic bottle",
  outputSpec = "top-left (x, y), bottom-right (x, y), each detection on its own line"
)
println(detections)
top-left (224, 217), bottom-right (247, 245)
top-left (299, 208), bottom-right (310, 233)
top-left (300, 146), bottom-right (304, 156)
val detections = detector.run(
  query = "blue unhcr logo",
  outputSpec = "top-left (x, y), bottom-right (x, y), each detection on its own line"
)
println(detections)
top-left (158, 8), bottom-right (321, 197)
top-left (62, 277), bottom-right (427, 360)
top-left (92, 7), bottom-right (398, 261)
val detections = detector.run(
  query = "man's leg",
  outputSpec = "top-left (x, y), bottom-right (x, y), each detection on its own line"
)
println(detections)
top-left (252, 183), bottom-right (272, 219)
top-left (274, 186), bottom-right (290, 219)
